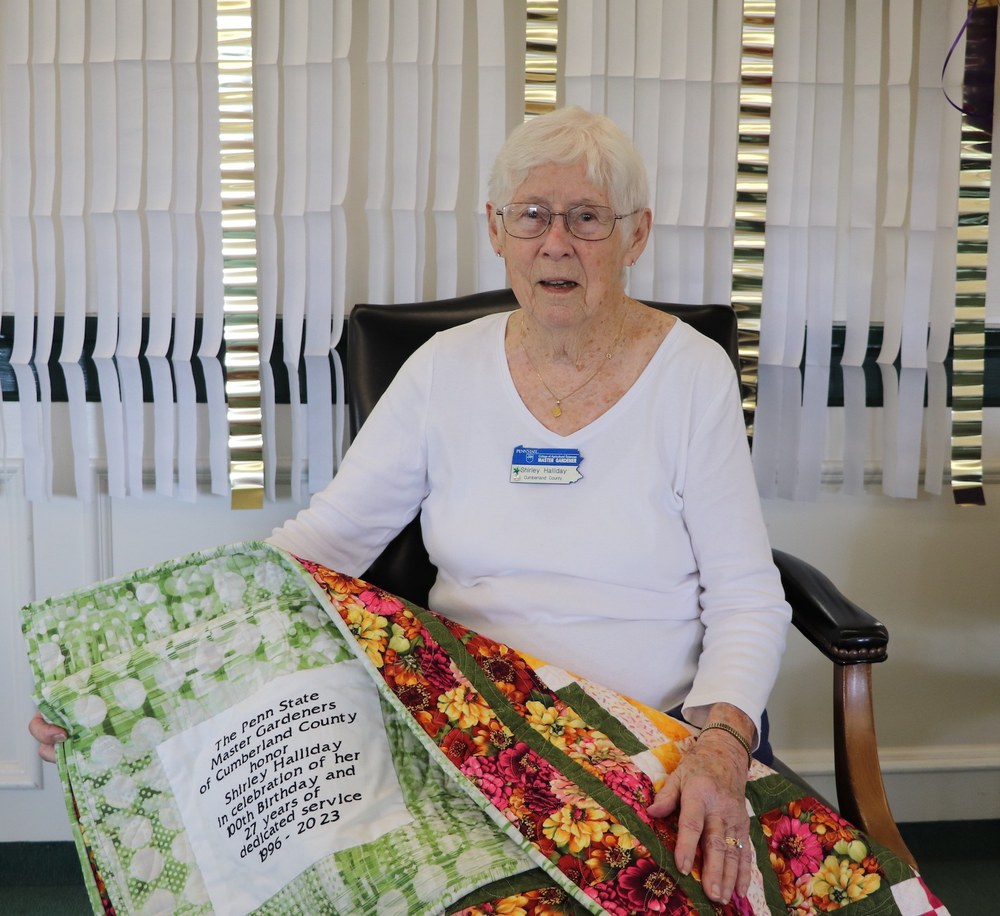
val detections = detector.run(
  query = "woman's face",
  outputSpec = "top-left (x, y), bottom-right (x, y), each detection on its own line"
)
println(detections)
top-left (488, 160), bottom-right (650, 331)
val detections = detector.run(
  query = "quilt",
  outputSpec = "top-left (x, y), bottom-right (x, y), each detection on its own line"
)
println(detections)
top-left (21, 541), bottom-right (948, 915)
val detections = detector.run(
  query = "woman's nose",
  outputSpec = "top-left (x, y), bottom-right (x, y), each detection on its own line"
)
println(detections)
top-left (539, 213), bottom-right (574, 252)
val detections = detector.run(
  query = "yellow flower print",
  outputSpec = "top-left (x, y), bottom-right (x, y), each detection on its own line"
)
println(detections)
top-left (341, 598), bottom-right (389, 667)
top-left (525, 700), bottom-right (585, 749)
top-left (463, 897), bottom-right (529, 916)
top-left (542, 801), bottom-right (610, 853)
top-left (606, 822), bottom-right (639, 850)
top-left (833, 838), bottom-right (870, 863)
top-left (493, 895), bottom-right (530, 916)
top-left (437, 684), bottom-right (494, 729)
top-left (809, 854), bottom-right (882, 908)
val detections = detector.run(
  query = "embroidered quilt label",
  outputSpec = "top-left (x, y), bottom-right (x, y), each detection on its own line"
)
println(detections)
top-left (157, 663), bottom-right (413, 913)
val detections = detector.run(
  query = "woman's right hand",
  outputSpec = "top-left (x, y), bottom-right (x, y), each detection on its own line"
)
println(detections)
top-left (28, 712), bottom-right (67, 763)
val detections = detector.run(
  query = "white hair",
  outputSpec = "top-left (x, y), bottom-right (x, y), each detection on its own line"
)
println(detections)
top-left (488, 106), bottom-right (650, 215)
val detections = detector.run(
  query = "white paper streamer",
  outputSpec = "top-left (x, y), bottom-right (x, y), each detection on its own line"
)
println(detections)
top-left (751, 364), bottom-right (805, 500)
top-left (898, 229), bottom-right (936, 370)
top-left (331, 348), bottom-right (346, 469)
top-left (199, 356), bottom-right (229, 496)
top-left (879, 364), bottom-right (908, 499)
top-left (1, 0), bottom-right (30, 64)
top-left (329, 207), bottom-right (348, 348)
top-left (173, 360), bottom-right (198, 503)
top-left (281, 215), bottom-right (308, 363)
top-left (841, 226), bottom-right (877, 367)
top-left (304, 212), bottom-right (334, 357)
top-left (61, 361), bottom-right (93, 502)
top-left (796, 363), bottom-right (830, 500)
top-left (116, 212), bottom-right (144, 358)
top-left (148, 356), bottom-right (175, 497)
top-left (877, 227), bottom-right (907, 362)
top-left (94, 358), bottom-right (126, 499)
top-left (31, 64), bottom-right (57, 215)
top-left (198, 211), bottom-right (225, 358)
top-left (284, 359), bottom-right (306, 504)
top-left (260, 360), bottom-right (278, 502)
top-left (750, 363), bottom-right (783, 499)
top-left (305, 355), bottom-right (334, 494)
top-left (924, 361), bottom-right (949, 496)
top-left (32, 216), bottom-right (57, 363)
top-left (256, 214), bottom-right (279, 368)
top-left (146, 60), bottom-right (174, 211)
top-left (805, 226), bottom-right (836, 368)
top-left (2, 65), bottom-right (32, 219)
top-left (90, 213), bottom-right (120, 359)
top-left (5, 212), bottom-right (36, 364)
top-left (12, 364), bottom-right (49, 502)
top-left (171, 213), bottom-right (198, 361)
top-left (0, 0), bottom-right (221, 372)
top-left (58, 215), bottom-right (88, 363)
top-left (840, 365), bottom-right (868, 496)
top-left (116, 0), bottom-right (143, 61)
top-left (89, 0), bottom-right (116, 63)
top-left (758, 225), bottom-right (796, 366)
top-left (895, 367), bottom-right (928, 498)
top-left (117, 357), bottom-right (145, 497)
top-left (282, 65), bottom-right (309, 216)
top-left (434, 211), bottom-right (459, 300)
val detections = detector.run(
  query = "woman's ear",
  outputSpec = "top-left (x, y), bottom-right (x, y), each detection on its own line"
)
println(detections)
top-left (625, 208), bottom-right (652, 264)
top-left (486, 202), bottom-right (504, 257)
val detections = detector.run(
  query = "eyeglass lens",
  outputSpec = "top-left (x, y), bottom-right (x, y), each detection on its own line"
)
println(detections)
top-left (501, 204), bottom-right (617, 240)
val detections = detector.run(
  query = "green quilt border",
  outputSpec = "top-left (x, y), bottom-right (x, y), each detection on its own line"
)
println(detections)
top-left (410, 602), bottom-right (717, 911)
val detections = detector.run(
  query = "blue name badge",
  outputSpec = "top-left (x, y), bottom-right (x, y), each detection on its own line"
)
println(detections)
top-left (510, 446), bottom-right (583, 485)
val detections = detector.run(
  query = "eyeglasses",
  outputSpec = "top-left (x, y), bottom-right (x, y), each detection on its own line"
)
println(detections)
top-left (497, 203), bottom-right (638, 241)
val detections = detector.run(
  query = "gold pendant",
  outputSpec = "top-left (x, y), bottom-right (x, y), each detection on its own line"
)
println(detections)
top-left (551, 404), bottom-right (562, 418)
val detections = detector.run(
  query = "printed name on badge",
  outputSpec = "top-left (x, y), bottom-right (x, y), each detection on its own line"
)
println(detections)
top-left (510, 445), bottom-right (583, 485)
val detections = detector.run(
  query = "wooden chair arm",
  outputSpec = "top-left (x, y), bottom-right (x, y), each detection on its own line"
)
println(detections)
top-left (770, 549), bottom-right (915, 867)
top-left (835, 664), bottom-right (916, 869)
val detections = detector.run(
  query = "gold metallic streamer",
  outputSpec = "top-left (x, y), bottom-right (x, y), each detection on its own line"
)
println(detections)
top-left (951, 118), bottom-right (989, 505)
top-left (218, 1), bottom-right (263, 509)
top-left (732, 1), bottom-right (775, 435)
top-left (526, 2), bottom-right (558, 118)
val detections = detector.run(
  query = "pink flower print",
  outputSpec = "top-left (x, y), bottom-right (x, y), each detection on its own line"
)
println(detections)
top-left (770, 815), bottom-right (824, 878)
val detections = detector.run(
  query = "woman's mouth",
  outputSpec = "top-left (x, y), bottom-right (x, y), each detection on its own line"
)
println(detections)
top-left (539, 279), bottom-right (578, 289)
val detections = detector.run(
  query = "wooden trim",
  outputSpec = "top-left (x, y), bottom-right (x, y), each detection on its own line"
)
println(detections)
top-left (834, 663), bottom-right (917, 869)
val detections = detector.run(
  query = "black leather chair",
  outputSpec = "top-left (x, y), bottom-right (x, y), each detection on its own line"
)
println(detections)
top-left (347, 288), bottom-right (915, 868)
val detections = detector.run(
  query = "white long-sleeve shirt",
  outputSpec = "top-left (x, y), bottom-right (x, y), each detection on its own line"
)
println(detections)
top-left (268, 312), bottom-right (790, 736)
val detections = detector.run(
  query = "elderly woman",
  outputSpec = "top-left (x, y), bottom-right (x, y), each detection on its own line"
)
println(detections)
top-left (32, 106), bottom-right (790, 908)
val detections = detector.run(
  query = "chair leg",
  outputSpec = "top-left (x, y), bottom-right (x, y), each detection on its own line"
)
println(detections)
top-left (833, 663), bottom-right (916, 870)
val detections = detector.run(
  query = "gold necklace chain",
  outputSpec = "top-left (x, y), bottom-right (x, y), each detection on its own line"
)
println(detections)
top-left (519, 304), bottom-right (630, 418)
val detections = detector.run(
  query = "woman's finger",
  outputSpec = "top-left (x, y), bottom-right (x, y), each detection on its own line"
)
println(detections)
top-left (28, 712), bottom-right (67, 762)
top-left (736, 837), bottom-right (755, 898)
top-left (717, 829), bottom-right (746, 903)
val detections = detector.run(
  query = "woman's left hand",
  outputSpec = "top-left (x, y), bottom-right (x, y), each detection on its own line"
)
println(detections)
top-left (646, 709), bottom-right (753, 906)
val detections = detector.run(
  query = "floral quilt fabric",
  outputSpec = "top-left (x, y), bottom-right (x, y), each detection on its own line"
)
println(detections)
top-left (21, 542), bottom-right (947, 915)
top-left (299, 558), bottom-right (948, 916)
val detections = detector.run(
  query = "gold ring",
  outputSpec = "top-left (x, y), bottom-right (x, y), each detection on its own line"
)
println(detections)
top-left (724, 836), bottom-right (744, 850)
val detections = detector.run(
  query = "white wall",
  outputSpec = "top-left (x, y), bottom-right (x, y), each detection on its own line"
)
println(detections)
top-left (764, 486), bottom-right (1000, 823)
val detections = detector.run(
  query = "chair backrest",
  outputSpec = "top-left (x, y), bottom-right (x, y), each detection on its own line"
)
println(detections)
top-left (347, 289), bottom-right (741, 604)
top-left (348, 289), bottom-right (740, 436)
